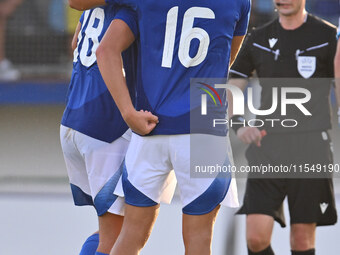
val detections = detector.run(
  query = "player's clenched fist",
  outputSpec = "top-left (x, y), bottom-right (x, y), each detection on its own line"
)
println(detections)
top-left (124, 110), bottom-right (159, 135)
top-left (237, 126), bottom-right (263, 147)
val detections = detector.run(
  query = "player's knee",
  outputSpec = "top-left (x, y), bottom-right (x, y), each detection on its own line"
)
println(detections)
top-left (128, 230), bottom-right (151, 250)
top-left (183, 230), bottom-right (211, 255)
top-left (119, 220), bottom-right (154, 250)
top-left (247, 233), bottom-right (271, 252)
top-left (290, 225), bottom-right (315, 251)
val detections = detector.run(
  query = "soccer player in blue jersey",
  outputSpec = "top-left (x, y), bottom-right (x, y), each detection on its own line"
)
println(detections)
top-left (94, 0), bottom-right (251, 254)
top-left (60, 2), bottom-right (143, 255)
top-left (95, 2), bottom-right (250, 255)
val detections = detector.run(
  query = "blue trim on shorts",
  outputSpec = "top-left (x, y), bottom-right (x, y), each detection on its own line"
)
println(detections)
top-left (183, 157), bottom-right (232, 215)
top-left (70, 184), bottom-right (94, 206)
top-left (94, 161), bottom-right (123, 216)
top-left (122, 163), bottom-right (158, 207)
top-left (79, 233), bottom-right (99, 255)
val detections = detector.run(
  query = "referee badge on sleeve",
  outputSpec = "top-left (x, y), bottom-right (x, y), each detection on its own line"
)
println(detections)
top-left (297, 56), bottom-right (316, 79)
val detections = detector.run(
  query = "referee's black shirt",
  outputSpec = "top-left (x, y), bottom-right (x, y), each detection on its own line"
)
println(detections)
top-left (230, 14), bottom-right (337, 133)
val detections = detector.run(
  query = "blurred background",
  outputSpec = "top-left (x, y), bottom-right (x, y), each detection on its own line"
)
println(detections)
top-left (0, 0), bottom-right (339, 254)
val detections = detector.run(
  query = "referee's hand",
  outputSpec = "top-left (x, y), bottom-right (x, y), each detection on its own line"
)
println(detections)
top-left (236, 127), bottom-right (263, 147)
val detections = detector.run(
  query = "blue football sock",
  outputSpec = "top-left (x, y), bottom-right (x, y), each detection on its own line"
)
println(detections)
top-left (94, 252), bottom-right (109, 255)
top-left (79, 233), bottom-right (99, 255)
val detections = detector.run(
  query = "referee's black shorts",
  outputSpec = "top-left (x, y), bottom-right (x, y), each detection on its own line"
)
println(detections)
top-left (237, 131), bottom-right (337, 227)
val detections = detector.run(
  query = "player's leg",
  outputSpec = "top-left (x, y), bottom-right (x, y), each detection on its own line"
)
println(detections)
top-left (288, 179), bottom-right (317, 254)
top-left (238, 134), bottom-right (290, 255)
top-left (238, 177), bottom-right (286, 255)
top-left (182, 206), bottom-right (220, 255)
top-left (97, 212), bottom-right (123, 254)
top-left (60, 126), bottom-right (101, 254)
top-left (290, 223), bottom-right (316, 253)
top-left (238, 177), bottom-right (286, 254)
top-left (110, 204), bottom-right (160, 255)
top-left (172, 134), bottom-right (234, 255)
top-left (110, 134), bottom-right (176, 255)
top-left (246, 215), bottom-right (275, 254)
top-left (288, 132), bottom-right (337, 255)
top-left (81, 132), bottom-right (132, 254)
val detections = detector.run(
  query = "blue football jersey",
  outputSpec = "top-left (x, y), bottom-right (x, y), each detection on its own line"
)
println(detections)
top-left (61, 5), bottom-right (138, 143)
top-left (106, 0), bottom-right (250, 136)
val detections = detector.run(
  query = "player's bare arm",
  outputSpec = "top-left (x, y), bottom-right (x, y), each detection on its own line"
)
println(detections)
top-left (335, 39), bottom-right (340, 127)
top-left (68, 0), bottom-right (106, 11)
top-left (230, 35), bottom-right (245, 67)
top-left (97, 19), bottom-right (158, 135)
top-left (71, 22), bottom-right (81, 52)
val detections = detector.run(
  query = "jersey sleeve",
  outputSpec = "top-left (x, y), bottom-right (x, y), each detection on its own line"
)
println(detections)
top-left (233, 0), bottom-right (251, 36)
top-left (229, 32), bottom-right (255, 78)
top-left (114, 7), bottom-right (138, 38)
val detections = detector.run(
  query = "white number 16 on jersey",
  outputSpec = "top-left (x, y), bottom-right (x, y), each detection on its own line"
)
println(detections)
top-left (161, 7), bottom-right (215, 68)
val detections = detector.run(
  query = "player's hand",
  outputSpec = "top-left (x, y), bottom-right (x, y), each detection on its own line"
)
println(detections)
top-left (124, 109), bottom-right (159, 135)
top-left (236, 126), bottom-right (264, 147)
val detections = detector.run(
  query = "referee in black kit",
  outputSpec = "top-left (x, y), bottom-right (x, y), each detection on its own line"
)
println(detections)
top-left (228, 0), bottom-right (339, 255)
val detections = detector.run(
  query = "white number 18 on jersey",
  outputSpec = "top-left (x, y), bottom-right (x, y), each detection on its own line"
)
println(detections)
top-left (73, 8), bottom-right (105, 67)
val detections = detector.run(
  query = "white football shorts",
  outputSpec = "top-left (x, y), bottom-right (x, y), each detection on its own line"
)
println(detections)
top-left (60, 125), bottom-right (131, 216)
top-left (122, 133), bottom-right (239, 215)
